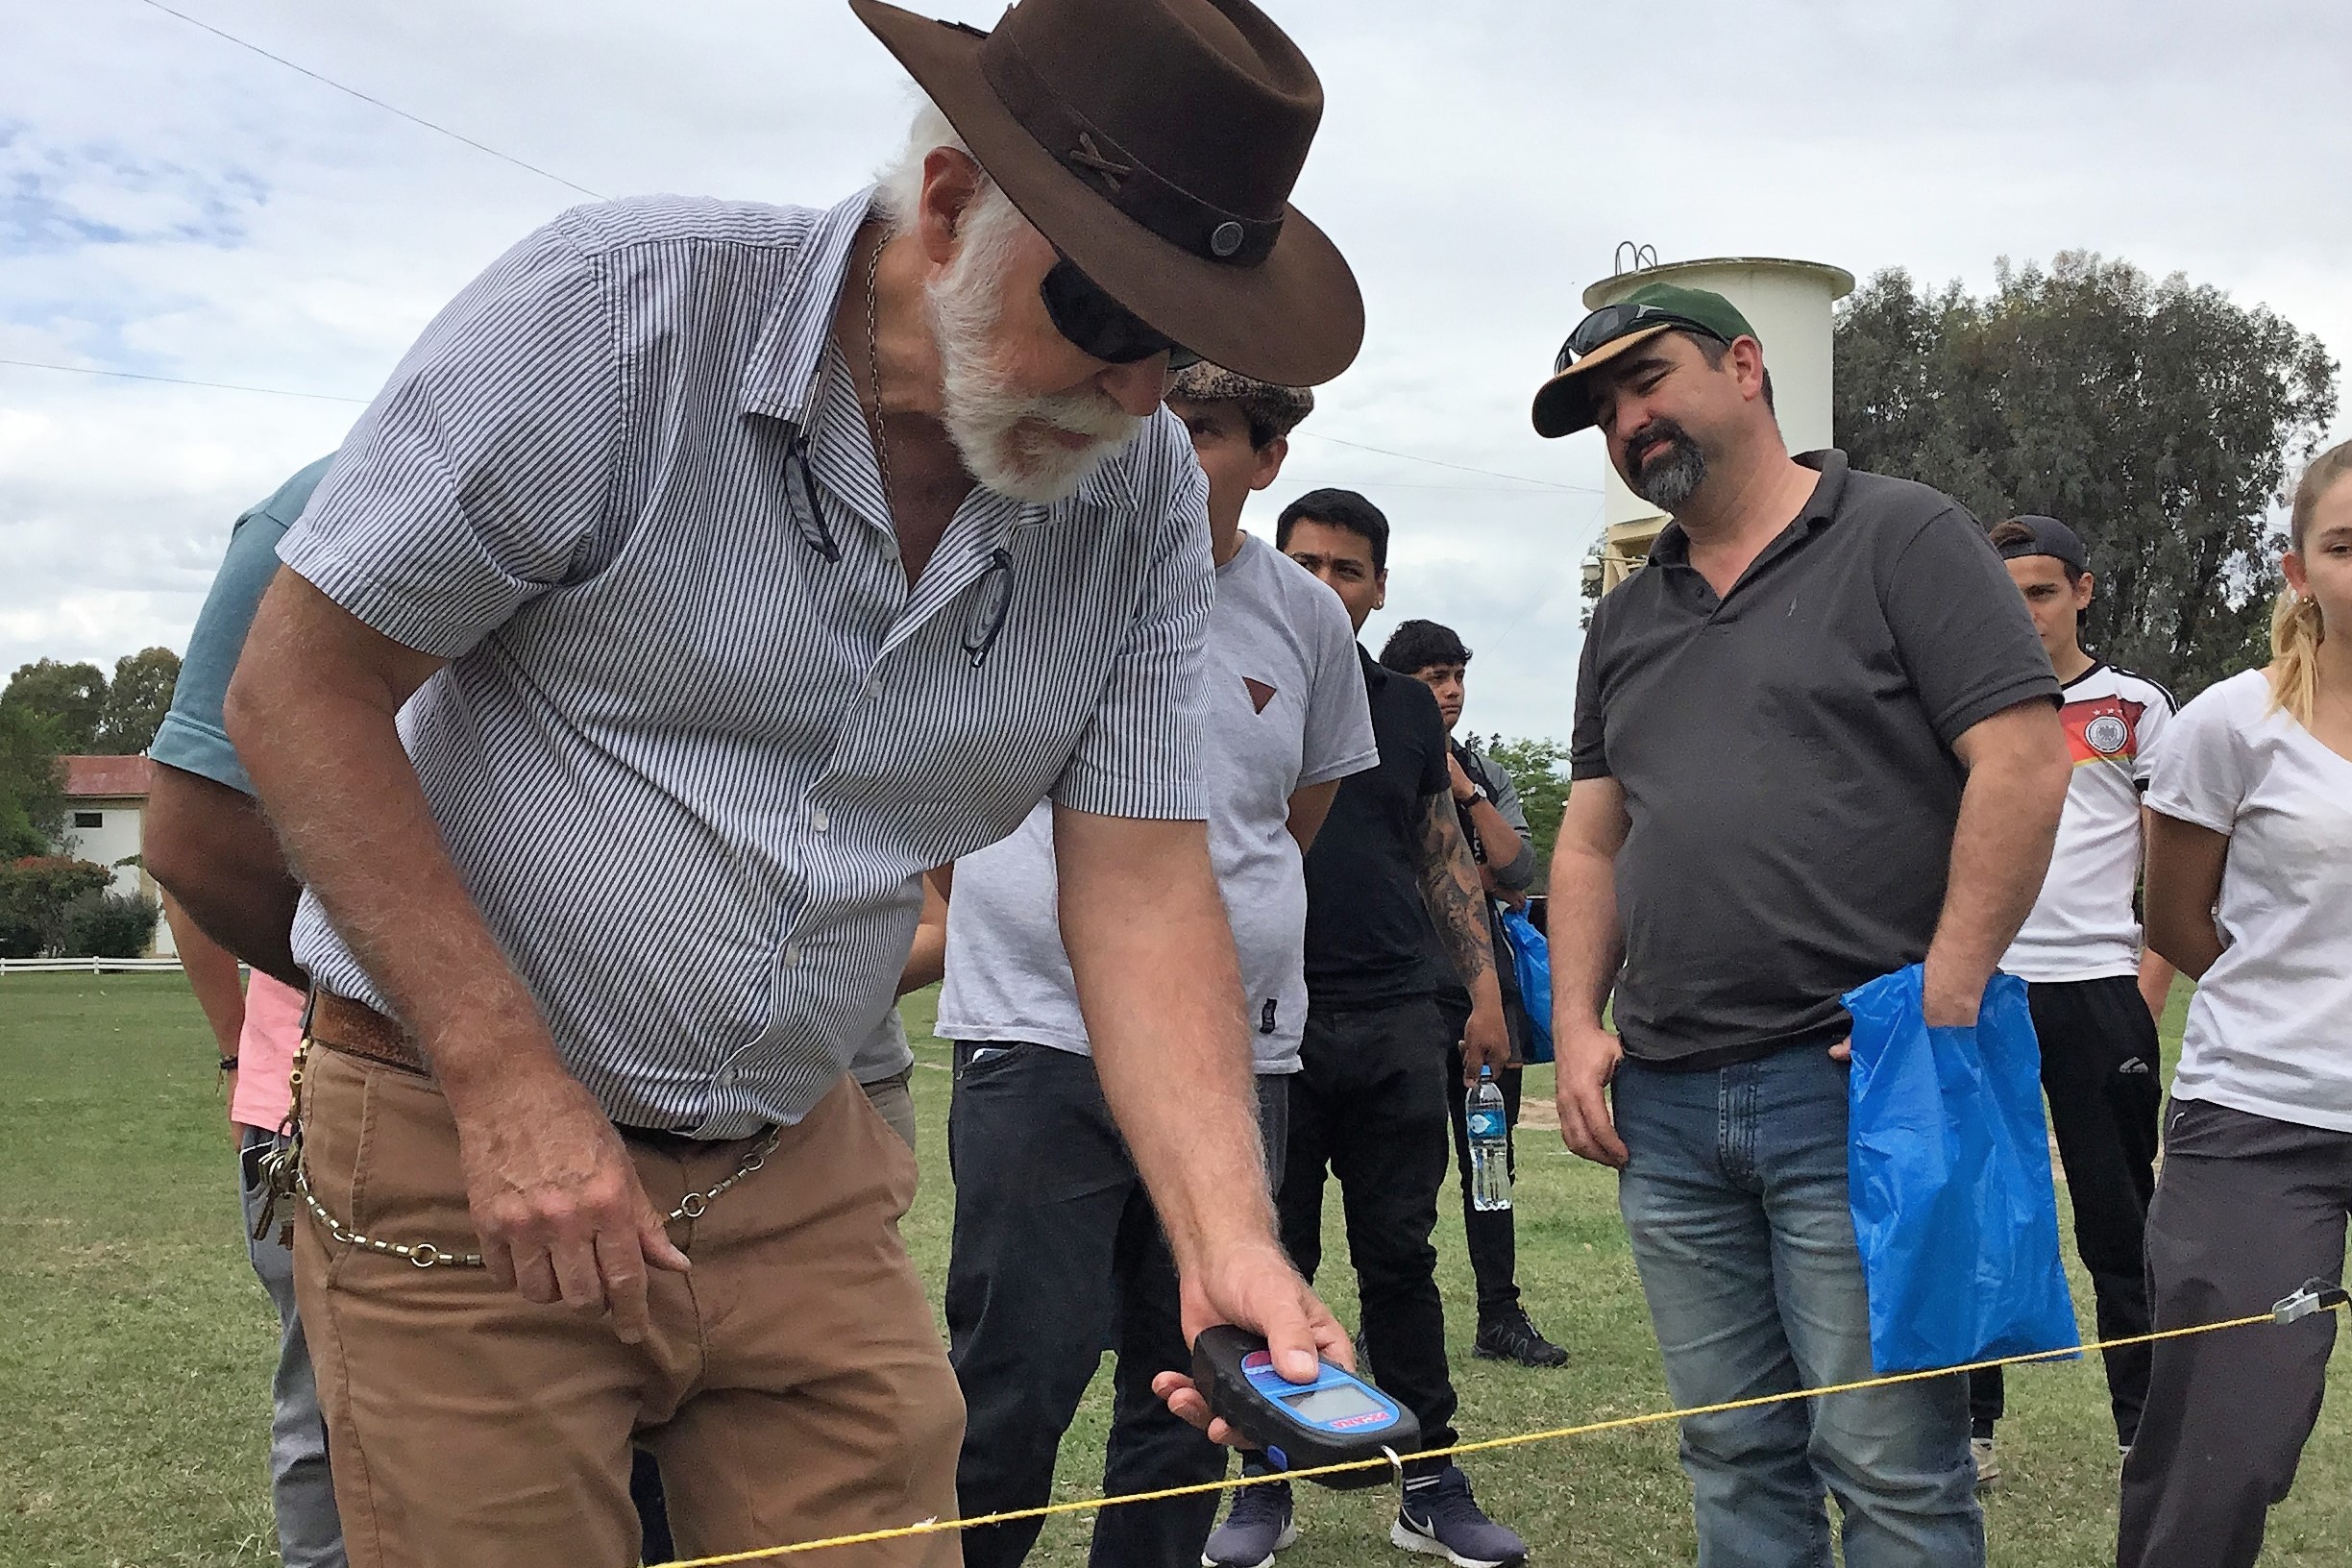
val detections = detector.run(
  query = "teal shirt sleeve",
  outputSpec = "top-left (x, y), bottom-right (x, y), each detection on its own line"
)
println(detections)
top-left (149, 456), bottom-right (337, 796)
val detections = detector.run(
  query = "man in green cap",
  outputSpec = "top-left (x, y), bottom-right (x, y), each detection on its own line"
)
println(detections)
top-left (1531, 284), bottom-right (2073, 1566)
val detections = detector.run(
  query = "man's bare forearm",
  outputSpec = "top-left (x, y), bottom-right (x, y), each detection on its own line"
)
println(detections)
top-left (146, 766), bottom-right (305, 987)
top-left (1927, 703), bottom-right (2070, 1017)
top-left (1464, 796), bottom-right (1533, 899)
top-left (1417, 793), bottom-right (1499, 1000)
top-left (164, 890), bottom-right (247, 1056)
top-left (1547, 844), bottom-right (1622, 1028)
top-left (1548, 778), bottom-right (1629, 1029)
top-left (226, 576), bottom-right (562, 1106)
top-left (1055, 809), bottom-right (1269, 1272)
top-left (895, 872), bottom-right (950, 995)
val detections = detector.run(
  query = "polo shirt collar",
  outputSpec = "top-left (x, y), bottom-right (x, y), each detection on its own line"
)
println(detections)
top-left (1792, 448), bottom-right (1851, 525)
top-left (740, 188), bottom-right (877, 428)
top-left (1644, 448), bottom-right (1852, 576)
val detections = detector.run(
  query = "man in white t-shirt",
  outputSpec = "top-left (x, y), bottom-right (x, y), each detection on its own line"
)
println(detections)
top-left (937, 363), bottom-right (1376, 1568)
top-left (1969, 515), bottom-right (2178, 1480)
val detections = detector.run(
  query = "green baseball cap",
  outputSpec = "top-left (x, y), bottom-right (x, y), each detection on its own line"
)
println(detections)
top-left (1531, 282), bottom-right (1759, 438)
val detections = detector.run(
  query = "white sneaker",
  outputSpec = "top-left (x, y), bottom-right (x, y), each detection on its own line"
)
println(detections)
top-left (1971, 1435), bottom-right (2001, 1490)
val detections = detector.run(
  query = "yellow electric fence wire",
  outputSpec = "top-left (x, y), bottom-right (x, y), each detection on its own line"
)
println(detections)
top-left (651, 1301), bottom-right (2340, 1564)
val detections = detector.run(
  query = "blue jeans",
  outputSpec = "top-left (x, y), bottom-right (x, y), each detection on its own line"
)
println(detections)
top-left (1614, 1048), bottom-right (1981, 1568)
top-left (238, 1126), bottom-right (347, 1568)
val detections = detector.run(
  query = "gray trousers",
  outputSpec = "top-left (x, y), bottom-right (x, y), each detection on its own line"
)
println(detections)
top-left (239, 1125), bottom-right (348, 1568)
top-left (859, 1066), bottom-right (919, 1150)
top-left (2118, 1098), bottom-right (2352, 1568)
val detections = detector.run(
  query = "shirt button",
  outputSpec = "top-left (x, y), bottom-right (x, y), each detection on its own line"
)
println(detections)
top-left (715, 1065), bottom-right (739, 1088)
top-left (784, 943), bottom-right (803, 969)
top-left (864, 674), bottom-right (884, 699)
top-left (880, 536), bottom-right (900, 563)
top-left (810, 805), bottom-right (830, 833)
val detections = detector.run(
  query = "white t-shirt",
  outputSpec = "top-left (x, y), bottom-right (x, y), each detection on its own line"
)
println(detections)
top-left (938, 533), bottom-right (1378, 1073)
top-left (2147, 669), bottom-right (2352, 1132)
top-left (2002, 663), bottom-right (2174, 982)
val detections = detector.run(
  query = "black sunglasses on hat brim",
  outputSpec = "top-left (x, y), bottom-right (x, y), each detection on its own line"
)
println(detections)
top-left (1552, 303), bottom-right (1728, 375)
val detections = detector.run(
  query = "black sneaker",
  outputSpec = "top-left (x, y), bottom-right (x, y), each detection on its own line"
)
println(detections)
top-left (1474, 1306), bottom-right (1568, 1368)
top-left (1202, 1478), bottom-right (1296, 1568)
top-left (1393, 1465), bottom-right (1527, 1567)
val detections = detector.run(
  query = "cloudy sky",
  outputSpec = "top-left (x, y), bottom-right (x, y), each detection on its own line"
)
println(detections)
top-left (4, 0), bottom-right (2345, 744)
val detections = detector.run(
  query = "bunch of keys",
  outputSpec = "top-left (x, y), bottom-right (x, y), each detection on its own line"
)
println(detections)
top-left (252, 1133), bottom-right (302, 1250)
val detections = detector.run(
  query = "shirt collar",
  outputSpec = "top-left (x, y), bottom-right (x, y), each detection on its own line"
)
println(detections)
top-left (737, 184), bottom-right (1147, 519)
top-left (740, 188), bottom-right (878, 429)
top-left (1645, 447), bottom-right (1851, 570)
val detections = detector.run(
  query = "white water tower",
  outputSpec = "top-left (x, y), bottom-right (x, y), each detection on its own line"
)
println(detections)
top-left (1580, 248), bottom-right (1854, 591)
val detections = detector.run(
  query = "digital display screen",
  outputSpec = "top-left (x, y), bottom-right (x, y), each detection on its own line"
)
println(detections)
top-left (1280, 1384), bottom-right (1387, 1424)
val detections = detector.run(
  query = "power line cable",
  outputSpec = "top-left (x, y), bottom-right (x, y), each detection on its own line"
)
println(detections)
top-left (0, 356), bottom-right (369, 404)
top-left (1291, 430), bottom-right (1598, 494)
top-left (132, 0), bottom-right (606, 201)
top-left (98, 6), bottom-right (1595, 499)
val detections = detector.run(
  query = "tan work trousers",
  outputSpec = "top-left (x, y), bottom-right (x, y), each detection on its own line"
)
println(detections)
top-left (292, 1048), bottom-right (964, 1568)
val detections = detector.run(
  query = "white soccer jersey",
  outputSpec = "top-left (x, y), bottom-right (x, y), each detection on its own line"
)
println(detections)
top-left (2002, 662), bottom-right (2175, 983)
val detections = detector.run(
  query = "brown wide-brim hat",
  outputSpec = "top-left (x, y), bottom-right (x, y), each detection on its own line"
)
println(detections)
top-left (851, 0), bottom-right (1364, 388)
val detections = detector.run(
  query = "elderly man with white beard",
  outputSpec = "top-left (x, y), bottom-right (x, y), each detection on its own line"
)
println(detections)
top-left (217, 2), bottom-right (1364, 1563)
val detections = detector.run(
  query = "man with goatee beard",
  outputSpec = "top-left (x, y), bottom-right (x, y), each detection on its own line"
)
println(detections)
top-left (217, 0), bottom-right (1367, 1562)
top-left (1528, 284), bottom-right (2071, 1568)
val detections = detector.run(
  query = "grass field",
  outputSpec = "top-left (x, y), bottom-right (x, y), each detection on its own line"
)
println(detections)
top-left (7, 973), bottom-right (2352, 1567)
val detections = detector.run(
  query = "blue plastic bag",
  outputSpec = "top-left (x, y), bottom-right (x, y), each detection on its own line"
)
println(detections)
top-left (1497, 907), bottom-right (1553, 1065)
top-left (1842, 965), bottom-right (2080, 1374)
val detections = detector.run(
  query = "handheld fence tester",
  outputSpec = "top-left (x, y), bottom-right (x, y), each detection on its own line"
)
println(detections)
top-left (1191, 1325), bottom-right (1420, 1490)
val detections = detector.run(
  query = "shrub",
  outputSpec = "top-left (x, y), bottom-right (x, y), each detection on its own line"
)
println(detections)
top-left (61, 890), bottom-right (162, 959)
top-left (0, 856), bottom-right (114, 957)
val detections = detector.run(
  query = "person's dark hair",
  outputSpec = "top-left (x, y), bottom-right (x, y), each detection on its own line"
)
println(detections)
top-left (1989, 517), bottom-right (2087, 584)
top-left (1687, 331), bottom-right (1776, 414)
top-left (1277, 487), bottom-right (1389, 573)
top-left (1378, 619), bottom-right (1471, 675)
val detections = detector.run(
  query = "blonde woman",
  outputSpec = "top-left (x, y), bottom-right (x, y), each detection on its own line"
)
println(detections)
top-left (2119, 441), bottom-right (2352, 1568)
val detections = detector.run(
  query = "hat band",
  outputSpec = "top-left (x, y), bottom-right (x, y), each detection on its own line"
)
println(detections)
top-left (979, 29), bottom-right (1284, 268)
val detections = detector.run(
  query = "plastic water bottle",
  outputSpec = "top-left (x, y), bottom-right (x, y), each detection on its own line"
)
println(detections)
top-left (1467, 1067), bottom-right (1511, 1212)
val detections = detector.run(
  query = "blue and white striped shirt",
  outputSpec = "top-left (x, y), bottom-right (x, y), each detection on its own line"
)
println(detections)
top-left (278, 189), bottom-right (1213, 1139)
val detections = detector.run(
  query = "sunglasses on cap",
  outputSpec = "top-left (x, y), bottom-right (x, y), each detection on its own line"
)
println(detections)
top-left (1041, 255), bottom-right (1201, 371)
top-left (1553, 302), bottom-right (1728, 375)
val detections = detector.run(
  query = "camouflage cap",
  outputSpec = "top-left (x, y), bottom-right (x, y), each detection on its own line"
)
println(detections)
top-left (1167, 361), bottom-right (1315, 441)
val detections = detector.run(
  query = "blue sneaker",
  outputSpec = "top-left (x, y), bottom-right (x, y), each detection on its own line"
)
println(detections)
top-left (1202, 1477), bottom-right (1296, 1568)
top-left (1392, 1465), bottom-right (1527, 1567)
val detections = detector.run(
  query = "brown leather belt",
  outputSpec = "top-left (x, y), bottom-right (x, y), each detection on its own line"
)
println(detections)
top-left (308, 991), bottom-right (431, 1077)
top-left (304, 991), bottom-right (721, 1146)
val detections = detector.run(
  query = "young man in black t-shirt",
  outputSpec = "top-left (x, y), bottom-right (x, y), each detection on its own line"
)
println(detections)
top-left (1379, 618), bottom-right (1568, 1371)
top-left (1201, 489), bottom-right (1527, 1568)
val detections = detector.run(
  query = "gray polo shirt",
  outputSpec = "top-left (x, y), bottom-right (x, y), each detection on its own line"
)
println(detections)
top-left (1571, 449), bottom-right (2059, 1068)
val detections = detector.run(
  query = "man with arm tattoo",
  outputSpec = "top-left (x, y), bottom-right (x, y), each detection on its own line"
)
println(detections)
top-left (1382, 619), bottom-right (1568, 1371)
top-left (1211, 486), bottom-right (1526, 1568)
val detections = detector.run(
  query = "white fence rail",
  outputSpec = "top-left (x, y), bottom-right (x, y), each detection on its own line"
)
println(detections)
top-left (0, 956), bottom-right (186, 975)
